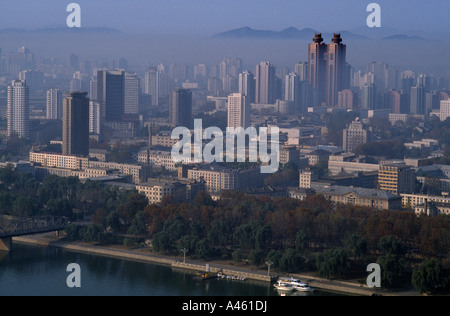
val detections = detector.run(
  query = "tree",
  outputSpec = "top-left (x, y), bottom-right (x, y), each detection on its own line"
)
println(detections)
top-left (316, 248), bottom-right (351, 279)
top-left (106, 210), bottom-right (121, 233)
top-left (249, 249), bottom-right (266, 267)
top-left (345, 233), bottom-right (368, 258)
top-left (412, 259), bottom-right (448, 294)
top-left (378, 254), bottom-right (410, 289)
top-left (127, 211), bottom-right (148, 237)
top-left (195, 240), bottom-right (212, 260)
top-left (279, 248), bottom-right (305, 273)
top-left (82, 224), bottom-right (104, 243)
top-left (378, 235), bottom-right (405, 257)
top-left (295, 230), bottom-right (309, 253)
top-left (207, 220), bottom-right (230, 247)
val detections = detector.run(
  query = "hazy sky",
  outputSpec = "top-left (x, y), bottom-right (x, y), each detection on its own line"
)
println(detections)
top-left (0, 0), bottom-right (449, 35)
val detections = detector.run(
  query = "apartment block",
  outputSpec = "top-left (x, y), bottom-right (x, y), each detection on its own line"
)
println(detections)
top-left (378, 165), bottom-right (416, 195)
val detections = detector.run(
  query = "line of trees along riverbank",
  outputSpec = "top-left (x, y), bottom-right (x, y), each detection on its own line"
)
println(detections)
top-left (0, 166), bottom-right (449, 294)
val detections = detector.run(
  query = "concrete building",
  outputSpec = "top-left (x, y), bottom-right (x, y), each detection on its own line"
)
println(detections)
top-left (343, 119), bottom-right (368, 153)
top-left (7, 80), bottom-right (30, 140)
top-left (299, 168), bottom-right (319, 189)
top-left (308, 33), bottom-right (327, 107)
top-left (227, 93), bottom-right (250, 129)
top-left (279, 146), bottom-right (301, 166)
top-left (97, 69), bottom-right (125, 122)
top-left (186, 166), bottom-right (262, 193)
top-left (136, 179), bottom-right (185, 204)
top-left (46, 88), bottom-right (62, 120)
top-left (255, 61), bottom-right (276, 105)
top-left (62, 91), bottom-right (89, 157)
top-left (238, 70), bottom-right (255, 104)
top-left (30, 152), bottom-right (89, 170)
top-left (378, 165), bottom-right (416, 195)
top-left (169, 88), bottom-right (192, 128)
top-left (315, 185), bottom-right (402, 210)
top-left (439, 99), bottom-right (450, 121)
top-left (124, 72), bottom-right (140, 114)
top-left (326, 33), bottom-right (348, 107)
top-left (328, 160), bottom-right (380, 176)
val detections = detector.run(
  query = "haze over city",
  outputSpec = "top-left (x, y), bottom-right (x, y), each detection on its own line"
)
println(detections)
top-left (1, 0), bottom-right (450, 71)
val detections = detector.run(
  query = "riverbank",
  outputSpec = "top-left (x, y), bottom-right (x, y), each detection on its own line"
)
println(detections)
top-left (12, 233), bottom-right (422, 297)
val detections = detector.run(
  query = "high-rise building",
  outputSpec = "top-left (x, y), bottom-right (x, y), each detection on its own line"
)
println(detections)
top-left (386, 90), bottom-right (401, 114)
top-left (294, 62), bottom-right (308, 81)
top-left (308, 33), bottom-right (328, 107)
top-left (343, 119), bottom-right (368, 153)
top-left (326, 34), bottom-right (348, 107)
top-left (338, 89), bottom-right (355, 109)
top-left (367, 62), bottom-right (389, 91)
top-left (89, 100), bottom-right (101, 135)
top-left (62, 91), bottom-right (89, 157)
top-left (227, 93), bottom-right (250, 129)
top-left (169, 88), bottom-right (192, 128)
top-left (255, 61), bottom-right (276, 104)
top-left (285, 73), bottom-right (299, 102)
top-left (378, 165), bottom-right (415, 195)
top-left (238, 70), bottom-right (256, 104)
top-left (7, 80), bottom-right (30, 140)
top-left (410, 85), bottom-right (426, 115)
top-left (46, 88), bottom-right (63, 120)
top-left (124, 72), bottom-right (140, 114)
top-left (361, 83), bottom-right (377, 110)
top-left (97, 69), bottom-right (125, 122)
top-left (144, 67), bottom-right (159, 107)
top-left (440, 99), bottom-right (450, 122)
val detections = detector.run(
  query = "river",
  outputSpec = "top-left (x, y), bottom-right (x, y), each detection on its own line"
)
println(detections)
top-left (0, 243), bottom-right (341, 296)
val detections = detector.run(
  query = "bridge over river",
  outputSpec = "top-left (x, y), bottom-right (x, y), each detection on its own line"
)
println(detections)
top-left (0, 215), bottom-right (68, 251)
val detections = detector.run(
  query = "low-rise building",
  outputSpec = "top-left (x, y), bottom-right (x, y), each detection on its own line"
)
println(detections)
top-left (187, 165), bottom-right (263, 193)
top-left (136, 179), bottom-right (186, 204)
top-left (314, 185), bottom-right (402, 210)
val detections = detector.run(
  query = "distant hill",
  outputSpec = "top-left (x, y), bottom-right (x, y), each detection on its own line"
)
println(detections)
top-left (381, 34), bottom-right (425, 41)
top-left (212, 26), bottom-right (368, 40)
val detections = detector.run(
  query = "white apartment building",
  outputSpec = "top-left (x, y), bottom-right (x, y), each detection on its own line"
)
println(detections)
top-left (227, 93), bottom-right (250, 129)
top-left (7, 80), bottom-right (30, 140)
top-left (440, 99), bottom-right (450, 121)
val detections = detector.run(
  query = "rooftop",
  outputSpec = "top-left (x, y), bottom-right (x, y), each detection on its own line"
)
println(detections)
top-left (315, 185), bottom-right (400, 200)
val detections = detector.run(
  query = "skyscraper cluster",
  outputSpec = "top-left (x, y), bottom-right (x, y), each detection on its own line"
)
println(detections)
top-left (307, 33), bottom-right (349, 107)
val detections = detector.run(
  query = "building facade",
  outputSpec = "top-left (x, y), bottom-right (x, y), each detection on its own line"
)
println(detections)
top-left (62, 91), bottom-right (89, 157)
top-left (7, 80), bottom-right (30, 139)
top-left (378, 164), bottom-right (416, 195)
top-left (169, 88), bottom-right (192, 128)
top-left (227, 93), bottom-right (250, 129)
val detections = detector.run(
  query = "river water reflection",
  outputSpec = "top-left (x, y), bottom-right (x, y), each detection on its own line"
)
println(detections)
top-left (0, 243), bottom-right (341, 296)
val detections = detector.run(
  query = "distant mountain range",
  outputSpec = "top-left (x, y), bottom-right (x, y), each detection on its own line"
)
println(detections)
top-left (212, 26), bottom-right (368, 40)
top-left (212, 26), bottom-right (429, 41)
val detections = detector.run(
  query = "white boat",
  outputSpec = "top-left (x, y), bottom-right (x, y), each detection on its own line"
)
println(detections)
top-left (278, 277), bottom-right (314, 292)
top-left (273, 280), bottom-right (295, 292)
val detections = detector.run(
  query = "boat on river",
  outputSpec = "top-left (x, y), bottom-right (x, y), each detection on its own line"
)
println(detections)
top-left (193, 272), bottom-right (217, 281)
top-left (273, 280), bottom-right (295, 293)
top-left (277, 277), bottom-right (313, 292)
